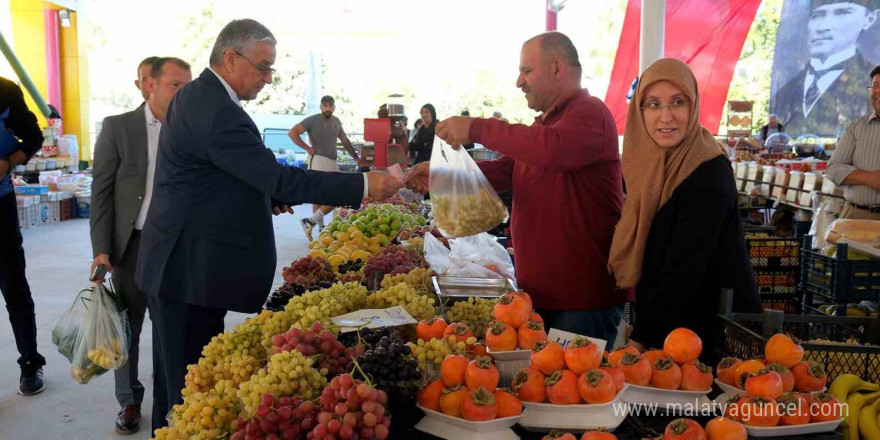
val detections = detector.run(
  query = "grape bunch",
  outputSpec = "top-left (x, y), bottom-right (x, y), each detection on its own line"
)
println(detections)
top-left (282, 256), bottom-right (335, 287)
top-left (155, 379), bottom-right (240, 440)
top-left (185, 318), bottom-right (267, 394)
top-left (337, 259), bottom-right (364, 275)
top-left (445, 297), bottom-right (498, 338)
top-left (237, 350), bottom-right (328, 416)
top-left (312, 374), bottom-right (391, 440)
top-left (407, 337), bottom-right (469, 365)
top-left (271, 322), bottom-right (354, 377)
top-left (366, 282), bottom-right (437, 321)
top-left (351, 332), bottom-right (421, 393)
top-left (264, 281), bottom-right (334, 313)
top-left (363, 245), bottom-right (429, 282)
top-left (230, 394), bottom-right (320, 440)
top-left (259, 282), bottom-right (368, 350)
top-left (379, 267), bottom-right (435, 293)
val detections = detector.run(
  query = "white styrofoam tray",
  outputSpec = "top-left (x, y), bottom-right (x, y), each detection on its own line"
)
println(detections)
top-left (518, 386), bottom-right (628, 432)
top-left (487, 348), bottom-right (531, 361)
top-left (745, 419), bottom-right (843, 437)
top-left (714, 379), bottom-right (825, 396)
top-left (621, 383), bottom-right (712, 408)
top-left (415, 404), bottom-right (522, 440)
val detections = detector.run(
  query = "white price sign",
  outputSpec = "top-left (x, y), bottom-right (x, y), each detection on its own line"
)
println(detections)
top-left (546, 328), bottom-right (607, 354)
top-left (331, 306), bottom-right (418, 333)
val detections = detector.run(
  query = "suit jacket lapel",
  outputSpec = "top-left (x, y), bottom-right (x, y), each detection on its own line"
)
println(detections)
top-left (129, 103), bottom-right (149, 178)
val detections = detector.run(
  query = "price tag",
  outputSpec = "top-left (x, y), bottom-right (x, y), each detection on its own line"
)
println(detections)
top-left (546, 328), bottom-right (606, 354)
top-left (331, 306), bottom-right (417, 333)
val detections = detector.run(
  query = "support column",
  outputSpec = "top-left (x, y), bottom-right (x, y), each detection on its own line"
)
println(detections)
top-left (639, 0), bottom-right (665, 73)
top-left (546, 0), bottom-right (557, 31)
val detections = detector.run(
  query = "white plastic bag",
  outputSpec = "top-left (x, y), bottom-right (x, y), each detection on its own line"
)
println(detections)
top-left (51, 283), bottom-right (130, 384)
top-left (428, 137), bottom-right (508, 238)
top-left (448, 233), bottom-right (515, 279)
top-left (423, 233), bottom-right (451, 273)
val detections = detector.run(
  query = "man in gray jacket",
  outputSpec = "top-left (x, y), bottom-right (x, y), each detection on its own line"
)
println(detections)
top-left (90, 57), bottom-right (192, 435)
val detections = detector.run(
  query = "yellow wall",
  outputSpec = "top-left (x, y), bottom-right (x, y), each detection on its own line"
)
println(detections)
top-left (9, 0), bottom-right (90, 162)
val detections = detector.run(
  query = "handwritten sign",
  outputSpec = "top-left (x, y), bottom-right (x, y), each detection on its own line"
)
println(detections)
top-left (546, 328), bottom-right (607, 354)
top-left (331, 306), bottom-right (417, 333)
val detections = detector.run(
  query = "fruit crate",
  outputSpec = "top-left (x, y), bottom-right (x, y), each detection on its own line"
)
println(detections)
top-left (794, 220), bottom-right (812, 239)
top-left (746, 236), bottom-right (800, 267)
top-left (716, 309), bottom-right (880, 383)
top-left (800, 236), bottom-right (880, 304)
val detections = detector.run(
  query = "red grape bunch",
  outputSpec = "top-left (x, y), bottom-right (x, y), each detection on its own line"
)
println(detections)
top-left (271, 322), bottom-right (354, 378)
top-left (309, 374), bottom-right (391, 440)
top-left (230, 394), bottom-right (319, 440)
top-left (363, 245), bottom-right (428, 281)
top-left (282, 256), bottom-right (335, 288)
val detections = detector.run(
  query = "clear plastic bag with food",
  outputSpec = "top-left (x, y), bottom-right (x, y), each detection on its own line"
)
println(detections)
top-left (51, 282), bottom-right (130, 384)
top-left (448, 233), bottom-right (515, 279)
top-left (428, 136), bottom-right (508, 238)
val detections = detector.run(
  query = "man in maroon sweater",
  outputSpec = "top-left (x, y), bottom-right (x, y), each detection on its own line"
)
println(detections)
top-left (407, 32), bottom-right (632, 344)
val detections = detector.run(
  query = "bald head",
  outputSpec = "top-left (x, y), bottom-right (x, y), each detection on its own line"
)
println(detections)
top-left (526, 32), bottom-right (582, 72)
top-left (517, 32), bottom-right (583, 112)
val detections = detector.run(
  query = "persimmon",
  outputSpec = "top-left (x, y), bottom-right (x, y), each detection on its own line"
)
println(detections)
top-left (581, 431), bottom-right (617, 440)
top-left (792, 361), bottom-right (827, 392)
top-left (810, 393), bottom-right (842, 422)
top-left (564, 336), bottom-right (602, 375)
top-left (664, 418), bottom-right (707, 440)
top-left (578, 369), bottom-right (616, 404)
top-left (734, 359), bottom-right (766, 389)
top-left (664, 328), bottom-right (703, 364)
top-left (705, 416), bottom-right (747, 440)
top-left (680, 360), bottom-right (713, 391)
top-left (608, 345), bottom-right (639, 365)
top-left (545, 370), bottom-right (581, 404)
top-left (777, 393), bottom-right (810, 426)
top-left (518, 320), bottom-right (547, 350)
top-left (766, 363), bottom-right (795, 393)
top-left (619, 352), bottom-right (652, 386)
top-left (465, 356), bottom-right (500, 391)
top-left (600, 360), bottom-right (626, 392)
top-left (508, 291), bottom-right (533, 311)
top-left (417, 317), bottom-right (447, 341)
top-left (542, 430), bottom-right (578, 440)
top-left (765, 333), bottom-right (804, 368)
top-left (444, 322), bottom-right (474, 344)
top-left (717, 357), bottom-right (743, 386)
top-left (471, 342), bottom-right (488, 357)
top-left (531, 340), bottom-right (566, 375)
top-left (485, 320), bottom-right (518, 352)
top-left (530, 312), bottom-right (545, 326)
top-left (461, 387), bottom-right (497, 421)
top-left (494, 294), bottom-right (530, 328)
top-left (440, 354), bottom-right (469, 387)
top-left (740, 396), bottom-right (781, 427)
top-left (493, 388), bottom-right (523, 418)
top-left (643, 349), bottom-right (667, 366)
top-left (745, 369), bottom-right (784, 399)
top-left (722, 394), bottom-right (747, 421)
top-left (512, 367), bottom-right (546, 403)
top-left (439, 385), bottom-right (468, 417)
top-left (417, 379), bottom-right (445, 411)
top-left (651, 357), bottom-right (683, 390)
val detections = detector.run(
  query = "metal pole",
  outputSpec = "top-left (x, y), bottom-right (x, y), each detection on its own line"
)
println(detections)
top-left (0, 29), bottom-right (57, 118)
top-left (546, 0), bottom-right (558, 31)
top-left (639, 0), bottom-right (666, 73)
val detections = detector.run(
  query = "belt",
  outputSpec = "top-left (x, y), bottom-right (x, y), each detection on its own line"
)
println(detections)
top-left (848, 202), bottom-right (880, 213)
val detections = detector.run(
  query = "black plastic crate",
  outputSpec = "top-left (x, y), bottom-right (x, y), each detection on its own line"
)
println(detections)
top-left (761, 292), bottom-right (803, 314)
top-left (717, 310), bottom-right (880, 383)
top-left (747, 236), bottom-right (800, 268)
top-left (794, 220), bottom-right (812, 238)
top-left (800, 236), bottom-right (880, 303)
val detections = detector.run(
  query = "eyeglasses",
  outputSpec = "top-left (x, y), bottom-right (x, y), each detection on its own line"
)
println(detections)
top-left (640, 99), bottom-right (690, 113)
top-left (869, 83), bottom-right (880, 91)
top-left (233, 51), bottom-right (276, 76)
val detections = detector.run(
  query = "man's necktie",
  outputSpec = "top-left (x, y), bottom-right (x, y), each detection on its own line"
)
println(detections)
top-left (805, 63), bottom-right (845, 114)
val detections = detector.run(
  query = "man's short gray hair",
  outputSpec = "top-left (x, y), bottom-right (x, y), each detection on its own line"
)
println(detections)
top-left (768, 114), bottom-right (778, 119)
top-left (209, 19), bottom-right (277, 66)
top-left (526, 32), bottom-right (582, 69)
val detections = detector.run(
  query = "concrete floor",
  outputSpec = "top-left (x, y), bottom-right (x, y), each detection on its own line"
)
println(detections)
top-left (0, 209), bottom-right (314, 440)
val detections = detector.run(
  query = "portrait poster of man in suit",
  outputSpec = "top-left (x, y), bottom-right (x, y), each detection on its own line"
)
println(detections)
top-left (770, 0), bottom-right (880, 137)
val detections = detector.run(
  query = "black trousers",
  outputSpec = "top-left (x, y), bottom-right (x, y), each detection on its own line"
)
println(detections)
top-left (0, 191), bottom-right (45, 373)
top-left (146, 294), bottom-right (225, 433)
top-left (112, 230), bottom-right (148, 407)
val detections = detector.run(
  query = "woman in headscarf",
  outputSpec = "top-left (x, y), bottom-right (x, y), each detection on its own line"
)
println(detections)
top-left (608, 58), bottom-right (761, 359)
top-left (409, 103), bottom-right (437, 164)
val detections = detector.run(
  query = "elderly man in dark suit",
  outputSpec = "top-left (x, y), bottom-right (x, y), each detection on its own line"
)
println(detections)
top-left (90, 57), bottom-right (191, 435)
top-left (772, 0), bottom-right (879, 136)
top-left (0, 77), bottom-right (45, 397)
top-left (135, 19), bottom-right (402, 432)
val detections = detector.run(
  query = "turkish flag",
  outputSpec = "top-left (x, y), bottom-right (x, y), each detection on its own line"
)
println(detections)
top-left (604, 0), bottom-right (762, 134)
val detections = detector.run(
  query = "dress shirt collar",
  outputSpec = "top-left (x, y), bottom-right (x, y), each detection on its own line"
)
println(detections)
top-left (810, 46), bottom-right (857, 72)
top-left (209, 67), bottom-right (243, 107)
top-left (144, 102), bottom-right (161, 127)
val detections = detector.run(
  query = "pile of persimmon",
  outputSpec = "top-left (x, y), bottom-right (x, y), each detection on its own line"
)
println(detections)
top-left (486, 292), bottom-right (548, 351)
top-left (510, 336), bottom-right (623, 405)
top-left (606, 328), bottom-right (713, 391)
top-left (418, 354), bottom-right (523, 421)
top-left (541, 429), bottom-right (618, 440)
top-left (721, 392), bottom-right (842, 427)
top-left (666, 417), bottom-right (747, 440)
top-left (717, 333), bottom-right (826, 393)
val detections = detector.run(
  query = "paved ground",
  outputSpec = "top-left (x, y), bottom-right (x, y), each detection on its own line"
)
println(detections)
top-left (0, 208), bottom-right (314, 440)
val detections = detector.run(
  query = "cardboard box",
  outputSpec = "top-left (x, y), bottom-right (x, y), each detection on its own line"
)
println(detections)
top-left (60, 198), bottom-right (72, 221)
top-left (14, 185), bottom-right (49, 195)
top-left (800, 172), bottom-right (822, 206)
top-left (49, 201), bottom-right (60, 223)
top-left (25, 204), bottom-right (38, 228)
top-left (760, 166), bottom-right (777, 196)
top-left (772, 168), bottom-right (790, 199)
top-left (17, 205), bottom-right (28, 229)
top-left (787, 171), bottom-right (804, 203)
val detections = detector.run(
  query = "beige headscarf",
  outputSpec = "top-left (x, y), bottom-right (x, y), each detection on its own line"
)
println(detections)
top-left (607, 58), bottom-right (726, 288)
